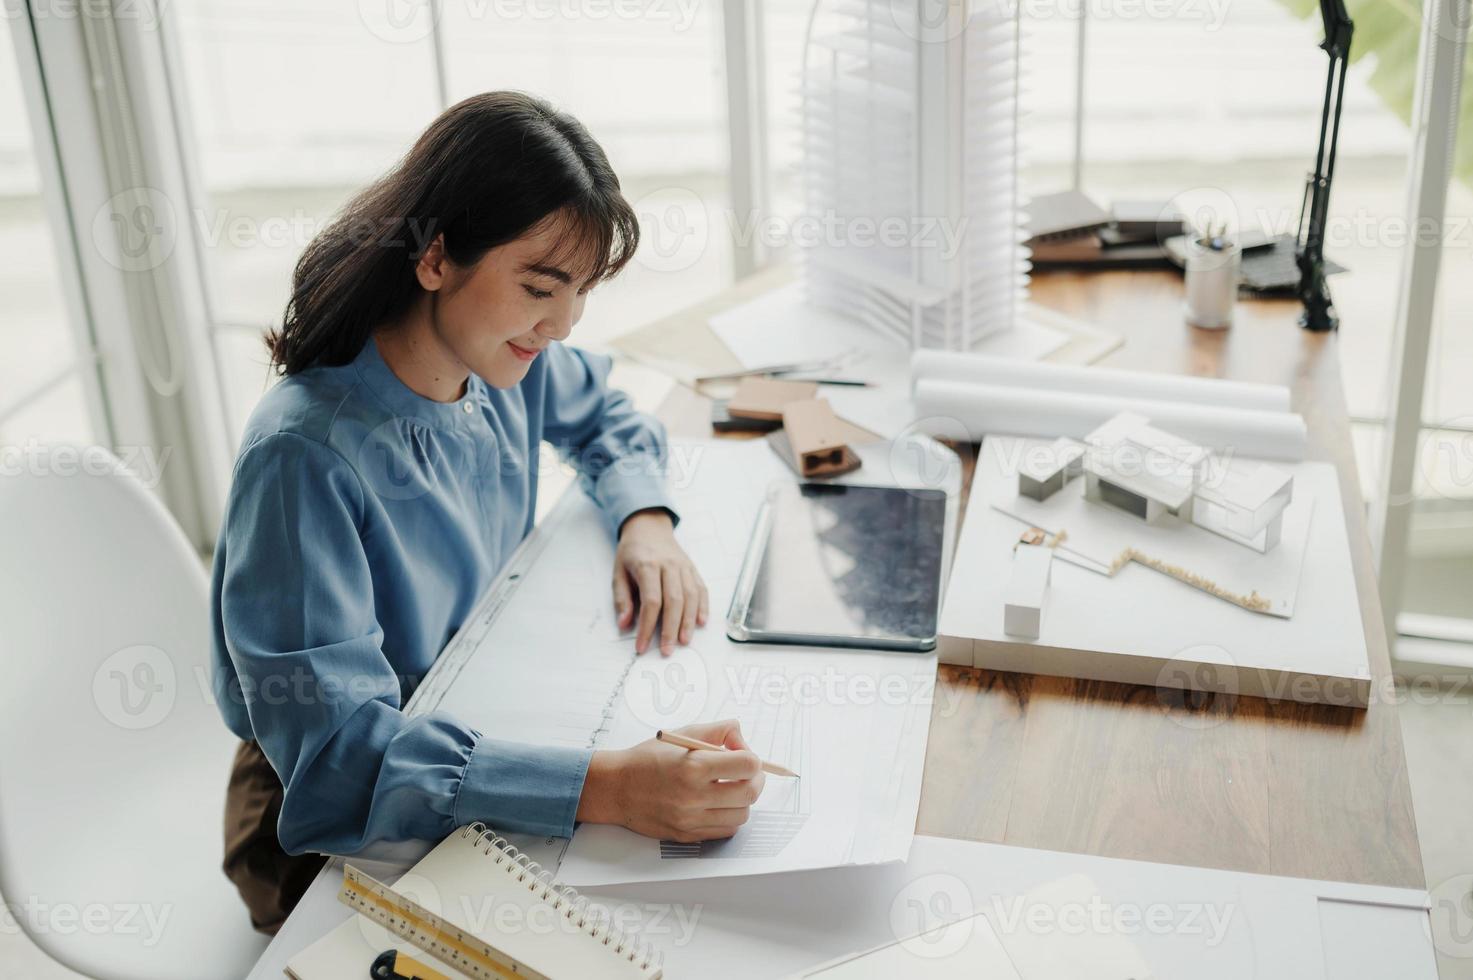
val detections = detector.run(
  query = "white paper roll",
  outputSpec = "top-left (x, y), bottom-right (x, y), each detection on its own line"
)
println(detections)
top-left (912, 377), bottom-right (1308, 461)
top-left (909, 349), bottom-right (1291, 414)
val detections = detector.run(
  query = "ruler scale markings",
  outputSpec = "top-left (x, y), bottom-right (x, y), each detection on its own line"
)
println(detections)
top-left (340, 865), bottom-right (551, 980)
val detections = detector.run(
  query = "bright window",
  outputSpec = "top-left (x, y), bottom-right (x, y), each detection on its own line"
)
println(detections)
top-left (0, 14), bottom-right (96, 448)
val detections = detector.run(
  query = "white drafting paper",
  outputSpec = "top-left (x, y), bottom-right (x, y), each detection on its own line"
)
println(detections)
top-left (708, 285), bottom-right (914, 438)
top-left (707, 283), bottom-right (1068, 438)
top-left (425, 438), bottom-right (938, 888)
top-left (792, 911), bottom-right (1024, 979)
top-left (425, 440), bottom-right (778, 755)
top-left (990, 875), bottom-right (1157, 979)
top-left (561, 640), bottom-right (936, 887)
top-left (253, 836), bottom-right (1435, 980)
top-left (985, 438), bottom-right (1313, 618)
top-left (576, 835), bottom-right (1434, 980)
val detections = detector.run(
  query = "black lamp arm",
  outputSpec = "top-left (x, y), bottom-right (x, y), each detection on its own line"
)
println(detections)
top-left (1296, 0), bottom-right (1354, 332)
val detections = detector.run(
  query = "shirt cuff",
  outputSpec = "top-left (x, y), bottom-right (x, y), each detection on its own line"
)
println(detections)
top-left (594, 460), bottom-right (680, 538)
top-left (452, 737), bottom-right (593, 838)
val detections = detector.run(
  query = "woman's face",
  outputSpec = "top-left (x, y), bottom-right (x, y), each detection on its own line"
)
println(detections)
top-left (421, 213), bottom-right (595, 389)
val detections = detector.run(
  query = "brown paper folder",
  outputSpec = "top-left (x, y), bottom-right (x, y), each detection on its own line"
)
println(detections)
top-left (782, 399), bottom-right (861, 478)
top-left (725, 377), bottom-right (819, 421)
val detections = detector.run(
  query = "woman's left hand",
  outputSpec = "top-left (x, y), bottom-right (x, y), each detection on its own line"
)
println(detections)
top-left (613, 509), bottom-right (709, 656)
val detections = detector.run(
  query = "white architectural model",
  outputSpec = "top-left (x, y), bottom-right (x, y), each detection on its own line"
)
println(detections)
top-left (1082, 412), bottom-right (1210, 524)
top-left (1067, 412), bottom-right (1293, 553)
top-left (1003, 543), bottom-right (1052, 638)
top-left (800, 0), bottom-right (1026, 351)
top-left (1192, 458), bottom-right (1295, 552)
top-left (1018, 437), bottom-right (1086, 501)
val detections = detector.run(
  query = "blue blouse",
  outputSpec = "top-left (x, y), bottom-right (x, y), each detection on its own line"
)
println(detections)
top-left (209, 337), bottom-right (675, 856)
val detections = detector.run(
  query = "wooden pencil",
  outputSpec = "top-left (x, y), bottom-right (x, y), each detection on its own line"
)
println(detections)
top-left (655, 729), bottom-right (799, 778)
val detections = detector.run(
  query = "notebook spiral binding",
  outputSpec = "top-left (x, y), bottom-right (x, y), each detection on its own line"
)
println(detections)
top-left (458, 822), bottom-right (663, 974)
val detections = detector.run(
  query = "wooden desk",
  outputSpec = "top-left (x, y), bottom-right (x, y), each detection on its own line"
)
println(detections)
top-left (639, 266), bottom-right (1423, 889)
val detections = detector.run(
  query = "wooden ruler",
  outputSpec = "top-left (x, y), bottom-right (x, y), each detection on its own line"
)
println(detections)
top-left (339, 864), bottom-right (548, 980)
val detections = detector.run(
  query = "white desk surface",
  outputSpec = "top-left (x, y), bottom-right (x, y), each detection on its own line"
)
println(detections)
top-left (248, 833), bottom-right (1435, 980)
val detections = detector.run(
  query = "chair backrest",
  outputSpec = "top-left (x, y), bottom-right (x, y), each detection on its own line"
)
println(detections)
top-left (0, 448), bottom-right (267, 978)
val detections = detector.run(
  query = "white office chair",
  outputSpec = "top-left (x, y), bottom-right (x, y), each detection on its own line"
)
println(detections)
top-left (0, 448), bottom-right (268, 979)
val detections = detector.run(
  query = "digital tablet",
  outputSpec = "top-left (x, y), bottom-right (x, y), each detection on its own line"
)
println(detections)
top-left (725, 481), bottom-right (949, 652)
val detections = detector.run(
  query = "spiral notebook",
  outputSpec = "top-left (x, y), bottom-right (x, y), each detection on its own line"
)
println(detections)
top-left (286, 824), bottom-right (664, 980)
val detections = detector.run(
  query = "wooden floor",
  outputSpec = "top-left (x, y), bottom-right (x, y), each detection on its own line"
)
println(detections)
top-left (653, 267), bottom-right (1423, 889)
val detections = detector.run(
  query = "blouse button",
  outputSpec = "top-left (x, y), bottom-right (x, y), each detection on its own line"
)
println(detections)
top-left (462, 401), bottom-right (474, 414)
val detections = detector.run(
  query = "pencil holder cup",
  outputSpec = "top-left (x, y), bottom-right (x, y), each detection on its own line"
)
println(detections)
top-left (1183, 236), bottom-right (1242, 330)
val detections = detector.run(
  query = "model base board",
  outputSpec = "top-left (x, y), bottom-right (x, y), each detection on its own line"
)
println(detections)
top-left (940, 436), bottom-right (1371, 707)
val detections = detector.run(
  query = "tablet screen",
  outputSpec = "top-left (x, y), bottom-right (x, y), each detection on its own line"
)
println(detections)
top-left (731, 482), bottom-right (947, 651)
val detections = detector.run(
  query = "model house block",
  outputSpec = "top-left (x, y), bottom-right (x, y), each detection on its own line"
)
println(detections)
top-left (1192, 458), bottom-right (1294, 552)
top-left (1019, 437), bottom-right (1086, 501)
top-left (1083, 413), bottom-right (1209, 525)
top-left (1003, 543), bottom-right (1053, 638)
top-left (1069, 412), bottom-right (1292, 554)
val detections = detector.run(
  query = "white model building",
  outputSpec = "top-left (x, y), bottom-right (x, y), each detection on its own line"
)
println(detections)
top-left (1082, 413), bottom-right (1210, 524)
top-left (1003, 543), bottom-right (1053, 638)
top-left (1192, 457), bottom-right (1294, 552)
top-left (1071, 412), bottom-right (1294, 553)
top-left (1018, 437), bottom-right (1086, 501)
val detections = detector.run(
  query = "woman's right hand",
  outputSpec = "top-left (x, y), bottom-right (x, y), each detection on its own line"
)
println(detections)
top-left (575, 719), bottom-right (766, 843)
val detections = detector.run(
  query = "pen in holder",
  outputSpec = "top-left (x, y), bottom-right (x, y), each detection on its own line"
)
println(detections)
top-left (1183, 226), bottom-right (1241, 330)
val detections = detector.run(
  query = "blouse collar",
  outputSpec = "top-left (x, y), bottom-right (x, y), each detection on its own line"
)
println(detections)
top-left (352, 336), bottom-right (485, 430)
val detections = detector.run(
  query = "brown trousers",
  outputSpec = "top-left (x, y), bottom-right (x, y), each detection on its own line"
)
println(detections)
top-left (222, 741), bottom-right (327, 935)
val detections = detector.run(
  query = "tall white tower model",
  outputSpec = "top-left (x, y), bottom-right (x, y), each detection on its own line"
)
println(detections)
top-left (800, 0), bottom-right (1027, 351)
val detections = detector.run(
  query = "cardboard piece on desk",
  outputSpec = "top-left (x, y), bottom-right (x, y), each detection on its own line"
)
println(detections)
top-left (781, 399), bottom-right (862, 478)
top-left (765, 415), bottom-right (882, 478)
top-left (726, 377), bottom-right (819, 421)
top-left (711, 398), bottom-right (783, 434)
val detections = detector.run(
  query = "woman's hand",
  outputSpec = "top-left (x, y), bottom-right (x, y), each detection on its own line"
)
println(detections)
top-left (575, 720), bottom-right (765, 842)
top-left (613, 508), bottom-right (709, 655)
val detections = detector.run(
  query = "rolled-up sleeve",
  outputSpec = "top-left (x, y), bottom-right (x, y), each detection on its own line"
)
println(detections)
top-left (541, 344), bottom-right (678, 537)
top-left (213, 432), bottom-right (592, 853)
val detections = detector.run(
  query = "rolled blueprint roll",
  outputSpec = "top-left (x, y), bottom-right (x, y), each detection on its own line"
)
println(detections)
top-left (912, 377), bottom-right (1308, 461)
top-left (910, 349), bottom-right (1292, 414)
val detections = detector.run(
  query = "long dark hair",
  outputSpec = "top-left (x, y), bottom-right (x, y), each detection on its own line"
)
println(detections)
top-left (267, 92), bottom-right (639, 375)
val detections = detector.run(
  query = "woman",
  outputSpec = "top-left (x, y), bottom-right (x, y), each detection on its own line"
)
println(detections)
top-left (210, 92), bottom-right (764, 933)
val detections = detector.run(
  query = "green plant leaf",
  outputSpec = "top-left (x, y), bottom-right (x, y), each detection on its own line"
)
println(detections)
top-left (1275, 0), bottom-right (1472, 185)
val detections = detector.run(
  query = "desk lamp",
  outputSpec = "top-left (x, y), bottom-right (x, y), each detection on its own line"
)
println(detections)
top-left (1296, 0), bottom-right (1355, 332)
